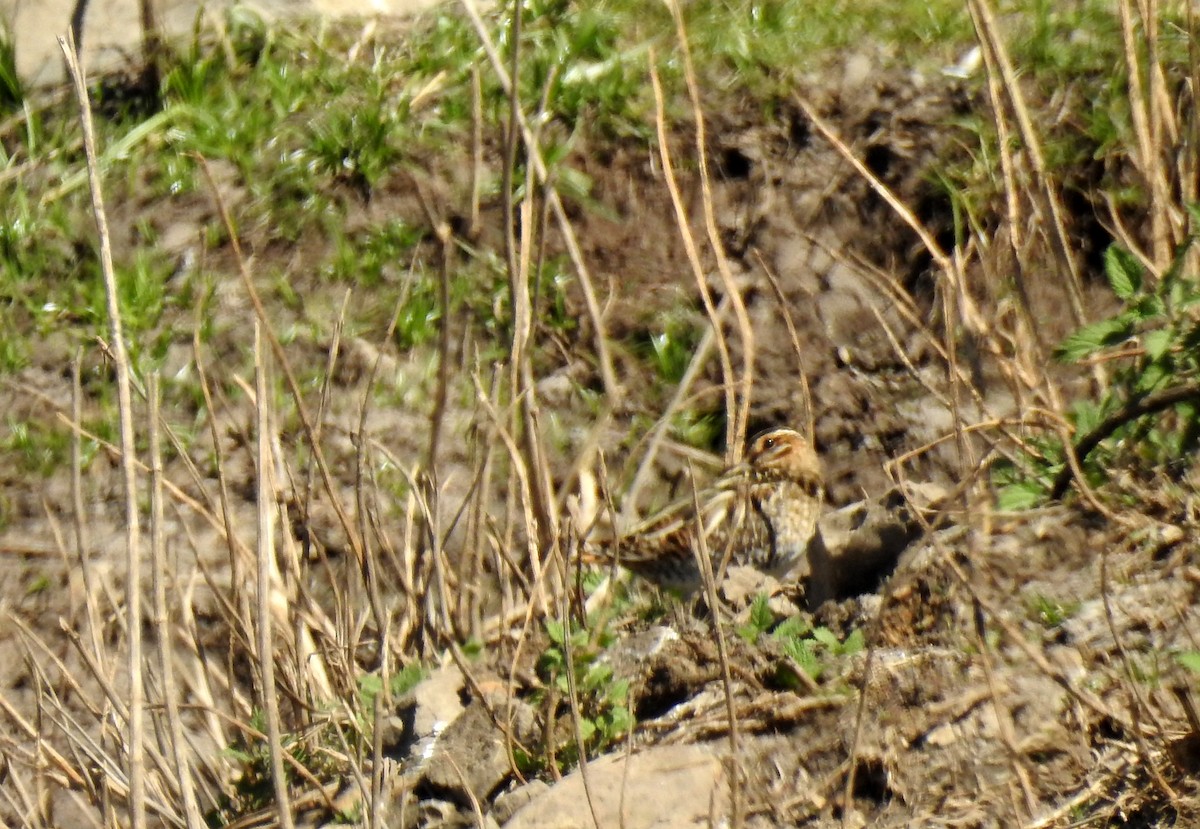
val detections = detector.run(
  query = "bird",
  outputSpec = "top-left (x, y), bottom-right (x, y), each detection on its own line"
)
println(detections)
top-left (586, 427), bottom-right (829, 599)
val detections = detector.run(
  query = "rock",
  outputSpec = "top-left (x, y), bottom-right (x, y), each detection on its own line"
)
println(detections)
top-left (595, 625), bottom-right (679, 685)
top-left (490, 780), bottom-right (550, 825)
top-left (419, 699), bottom-right (519, 804)
top-left (394, 662), bottom-right (538, 807)
top-left (393, 663), bottom-right (468, 764)
top-left (501, 744), bottom-right (731, 829)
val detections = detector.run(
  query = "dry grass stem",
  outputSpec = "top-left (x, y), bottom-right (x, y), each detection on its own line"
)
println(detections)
top-left (148, 374), bottom-right (205, 829)
top-left (458, 0), bottom-right (619, 400)
top-left (253, 321), bottom-right (296, 829)
top-left (59, 31), bottom-right (147, 829)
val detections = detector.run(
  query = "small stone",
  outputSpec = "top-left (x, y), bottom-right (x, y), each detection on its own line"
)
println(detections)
top-left (490, 780), bottom-right (550, 825)
top-left (501, 744), bottom-right (730, 829)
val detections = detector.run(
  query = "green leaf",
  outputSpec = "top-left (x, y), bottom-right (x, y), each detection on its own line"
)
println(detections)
top-left (997, 480), bottom-right (1047, 511)
top-left (1176, 651), bottom-right (1200, 674)
top-left (583, 664), bottom-right (612, 691)
top-left (841, 629), bottom-right (865, 655)
top-left (606, 679), bottom-right (629, 706)
top-left (772, 616), bottom-right (811, 641)
top-left (607, 705), bottom-right (634, 734)
top-left (1055, 317), bottom-right (1134, 363)
top-left (546, 619), bottom-right (565, 644)
top-left (1104, 245), bottom-right (1142, 299)
top-left (748, 594), bottom-right (774, 633)
top-left (1133, 294), bottom-right (1164, 319)
top-left (1135, 359), bottom-right (1170, 394)
top-left (578, 718), bottom-right (597, 741)
top-left (1143, 328), bottom-right (1173, 361)
top-left (811, 627), bottom-right (839, 649)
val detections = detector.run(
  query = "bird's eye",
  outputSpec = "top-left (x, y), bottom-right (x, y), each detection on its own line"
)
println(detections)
top-left (763, 438), bottom-right (775, 449)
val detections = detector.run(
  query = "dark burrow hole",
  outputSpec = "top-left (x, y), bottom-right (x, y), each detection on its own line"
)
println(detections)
top-left (850, 757), bottom-right (891, 805)
top-left (719, 146), bottom-right (753, 179)
top-left (634, 664), bottom-right (693, 720)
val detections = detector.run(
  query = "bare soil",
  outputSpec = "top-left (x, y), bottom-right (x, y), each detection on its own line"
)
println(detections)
top-left (0, 17), bottom-right (1197, 829)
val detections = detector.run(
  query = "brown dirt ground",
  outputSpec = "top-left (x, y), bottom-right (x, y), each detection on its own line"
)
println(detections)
top-left (0, 21), bottom-right (1197, 829)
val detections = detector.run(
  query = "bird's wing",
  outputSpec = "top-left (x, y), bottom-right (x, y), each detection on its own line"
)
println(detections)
top-left (624, 466), bottom-right (750, 539)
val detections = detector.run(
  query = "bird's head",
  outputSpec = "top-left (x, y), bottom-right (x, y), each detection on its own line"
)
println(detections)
top-left (746, 427), bottom-right (822, 487)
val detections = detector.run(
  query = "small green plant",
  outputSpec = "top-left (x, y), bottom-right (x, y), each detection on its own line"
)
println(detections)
top-left (393, 273), bottom-right (442, 351)
top-left (0, 25), bottom-right (22, 114)
top-left (308, 99), bottom-right (405, 200)
top-left (738, 595), bottom-right (864, 685)
top-left (996, 235), bottom-right (1200, 508)
top-left (4, 418), bottom-right (74, 477)
top-left (671, 409), bottom-right (722, 450)
top-left (358, 663), bottom-right (426, 714)
top-left (644, 314), bottom-right (702, 384)
top-left (526, 617), bottom-right (634, 773)
top-left (324, 221), bottom-right (423, 287)
top-left (208, 665), bottom-right (424, 827)
top-left (211, 709), bottom-right (338, 823)
top-left (1027, 593), bottom-right (1081, 628)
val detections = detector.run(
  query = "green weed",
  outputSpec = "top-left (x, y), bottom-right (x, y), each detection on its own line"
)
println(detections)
top-left (4, 418), bottom-right (74, 476)
top-left (738, 594), bottom-right (864, 685)
top-left (0, 25), bottom-right (22, 114)
top-left (1027, 593), bottom-right (1081, 628)
top-left (997, 233), bottom-right (1200, 508)
top-left (525, 616), bottom-right (634, 773)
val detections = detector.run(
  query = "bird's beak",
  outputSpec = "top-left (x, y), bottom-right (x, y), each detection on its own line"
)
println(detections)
top-left (722, 459), bottom-right (753, 478)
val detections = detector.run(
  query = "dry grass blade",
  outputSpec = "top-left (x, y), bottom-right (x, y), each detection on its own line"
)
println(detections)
top-left (253, 321), bottom-right (296, 829)
top-left (458, 0), bottom-right (619, 401)
top-left (666, 0), bottom-right (755, 458)
top-left (965, 0), bottom-right (1087, 329)
top-left (195, 155), bottom-right (371, 606)
top-left (688, 467), bottom-right (741, 829)
top-left (148, 374), bottom-right (205, 829)
top-left (647, 53), bottom-right (740, 464)
top-left (58, 31), bottom-right (147, 829)
top-left (70, 351), bottom-right (107, 665)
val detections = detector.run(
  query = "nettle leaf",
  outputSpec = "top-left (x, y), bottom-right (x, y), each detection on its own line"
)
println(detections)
top-left (1056, 317), bottom-right (1135, 363)
top-left (1135, 359), bottom-right (1170, 394)
top-left (997, 480), bottom-right (1047, 511)
top-left (1133, 294), bottom-right (1165, 320)
top-left (1105, 245), bottom-right (1142, 299)
top-left (1072, 399), bottom-right (1102, 435)
top-left (578, 718), bottom-right (597, 741)
top-left (842, 629), bottom-right (865, 655)
top-left (1143, 328), bottom-right (1173, 361)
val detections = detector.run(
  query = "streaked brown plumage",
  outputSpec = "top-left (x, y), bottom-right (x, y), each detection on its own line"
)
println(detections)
top-left (590, 427), bottom-right (826, 594)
